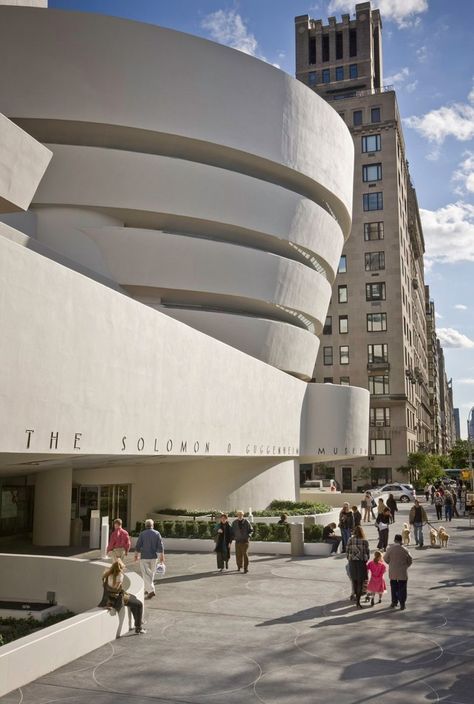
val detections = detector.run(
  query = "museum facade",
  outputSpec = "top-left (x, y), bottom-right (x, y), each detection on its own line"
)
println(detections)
top-left (0, 5), bottom-right (369, 544)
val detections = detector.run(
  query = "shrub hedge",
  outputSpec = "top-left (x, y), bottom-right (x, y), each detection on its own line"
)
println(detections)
top-left (0, 611), bottom-right (74, 647)
top-left (133, 520), bottom-right (322, 543)
top-left (152, 500), bottom-right (331, 519)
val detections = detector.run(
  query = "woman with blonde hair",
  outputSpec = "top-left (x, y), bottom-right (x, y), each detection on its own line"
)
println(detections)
top-left (366, 549), bottom-right (387, 606)
top-left (100, 559), bottom-right (146, 634)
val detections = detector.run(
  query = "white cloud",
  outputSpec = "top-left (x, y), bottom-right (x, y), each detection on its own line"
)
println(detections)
top-left (457, 378), bottom-right (474, 384)
top-left (385, 66), bottom-right (410, 86)
top-left (437, 328), bottom-right (474, 349)
top-left (435, 311), bottom-right (443, 319)
top-left (201, 10), bottom-right (258, 55)
top-left (453, 151), bottom-right (474, 195)
top-left (406, 80), bottom-right (418, 93)
top-left (327, 0), bottom-right (428, 28)
top-left (405, 82), bottom-right (474, 147)
top-left (420, 202), bottom-right (474, 265)
top-left (455, 304), bottom-right (468, 311)
top-left (416, 45), bottom-right (428, 62)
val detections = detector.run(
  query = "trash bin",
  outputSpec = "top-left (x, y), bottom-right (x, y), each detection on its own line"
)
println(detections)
top-left (70, 517), bottom-right (83, 546)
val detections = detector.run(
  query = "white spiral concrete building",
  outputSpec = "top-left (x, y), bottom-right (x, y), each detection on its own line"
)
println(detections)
top-left (0, 6), bottom-right (369, 545)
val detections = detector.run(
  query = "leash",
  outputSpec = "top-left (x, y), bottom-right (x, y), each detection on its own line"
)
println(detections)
top-left (426, 520), bottom-right (439, 533)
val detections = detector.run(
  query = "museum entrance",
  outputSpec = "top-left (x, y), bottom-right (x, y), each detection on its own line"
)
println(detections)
top-left (73, 484), bottom-right (130, 531)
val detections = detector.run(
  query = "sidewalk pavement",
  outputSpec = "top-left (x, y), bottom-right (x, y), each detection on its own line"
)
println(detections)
top-left (1, 502), bottom-right (473, 704)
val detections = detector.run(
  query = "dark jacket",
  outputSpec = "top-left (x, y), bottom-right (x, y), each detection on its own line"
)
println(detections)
top-left (232, 518), bottom-right (254, 542)
top-left (352, 510), bottom-right (362, 527)
top-left (386, 496), bottom-right (398, 515)
top-left (215, 522), bottom-right (233, 551)
top-left (339, 509), bottom-right (354, 530)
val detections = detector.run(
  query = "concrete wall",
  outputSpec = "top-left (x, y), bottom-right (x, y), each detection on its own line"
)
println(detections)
top-left (0, 555), bottom-right (143, 698)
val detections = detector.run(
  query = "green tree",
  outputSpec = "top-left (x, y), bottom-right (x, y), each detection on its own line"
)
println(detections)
top-left (449, 440), bottom-right (470, 469)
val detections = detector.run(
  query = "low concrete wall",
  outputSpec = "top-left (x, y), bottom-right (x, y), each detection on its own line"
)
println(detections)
top-left (0, 555), bottom-right (143, 698)
top-left (149, 508), bottom-right (340, 527)
top-left (131, 537), bottom-right (332, 556)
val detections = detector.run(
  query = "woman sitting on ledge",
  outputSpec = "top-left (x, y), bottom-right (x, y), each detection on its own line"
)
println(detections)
top-left (99, 559), bottom-right (146, 635)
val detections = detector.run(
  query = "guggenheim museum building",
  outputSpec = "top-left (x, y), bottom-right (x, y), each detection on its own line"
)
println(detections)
top-left (0, 3), bottom-right (369, 545)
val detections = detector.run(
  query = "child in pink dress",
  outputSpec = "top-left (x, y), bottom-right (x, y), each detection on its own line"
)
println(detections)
top-left (366, 550), bottom-right (387, 606)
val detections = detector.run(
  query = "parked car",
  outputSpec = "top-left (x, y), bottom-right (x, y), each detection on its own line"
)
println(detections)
top-left (376, 483), bottom-right (416, 503)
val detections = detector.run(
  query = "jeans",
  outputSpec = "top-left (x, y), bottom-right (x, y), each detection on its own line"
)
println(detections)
top-left (435, 504), bottom-right (443, 519)
top-left (377, 527), bottom-right (389, 550)
top-left (216, 544), bottom-right (230, 569)
top-left (413, 522), bottom-right (424, 546)
top-left (127, 594), bottom-right (143, 630)
top-left (390, 579), bottom-right (407, 607)
top-left (445, 505), bottom-right (453, 522)
top-left (140, 558), bottom-right (157, 594)
top-left (325, 536), bottom-right (342, 553)
top-left (341, 527), bottom-right (352, 552)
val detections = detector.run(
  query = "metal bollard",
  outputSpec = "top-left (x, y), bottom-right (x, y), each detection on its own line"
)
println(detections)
top-left (290, 522), bottom-right (304, 557)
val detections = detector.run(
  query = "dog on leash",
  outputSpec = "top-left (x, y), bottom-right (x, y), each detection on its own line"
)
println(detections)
top-left (402, 523), bottom-right (411, 545)
top-left (438, 526), bottom-right (449, 547)
top-left (430, 528), bottom-right (438, 547)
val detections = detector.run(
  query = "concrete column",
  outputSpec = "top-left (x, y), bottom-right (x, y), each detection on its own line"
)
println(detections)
top-left (33, 467), bottom-right (72, 546)
top-left (290, 522), bottom-right (304, 557)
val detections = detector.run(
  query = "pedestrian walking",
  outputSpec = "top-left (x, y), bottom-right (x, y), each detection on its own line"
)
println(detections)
top-left (322, 522), bottom-right (342, 554)
top-left (424, 483), bottom-right (431, 502)
top-left (377, 497), bottom-right (388, 516)
top-left (386, 493), bottom-right (398, 524)
top-left (346, 525), bottom-right (370, 608)
top-left (444, 491), bottom-right (454, 521)
top-left (107, 518), bottom-right (131, 562)
top-left (384, 534), bottom-right (413, 610)
top-left (99, 559), bottom-right (146, 634)
top-left (134, 519), bottom-right (165, 600)
top-left (375, 507), bottom-right (391, 551)
top-left (452, 491), bottom-right (460, 518)
top-left (352, 505), bottom-right (362, 528)
top-left (361, 493), bottom-right (370, 523)
top-left (214, 513), bottom-right (233, 571)
top-left (338, 502), bottom-right (354, 553)
top-left (409, 499), bottom-right (428, 548)
top-left (430, 485), bottom-right (436, 504)
top-left (232, 510), bottom-right (254, 573)
top-left (434, 491), bottom-right (443, 520)
top-left (366, 550), bottom-right (387, 605)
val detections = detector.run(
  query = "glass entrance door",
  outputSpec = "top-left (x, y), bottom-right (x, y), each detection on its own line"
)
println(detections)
top-left (77, 485), bottom-right (130, 531)
top-left (342, 467), bottom-right (352, 492)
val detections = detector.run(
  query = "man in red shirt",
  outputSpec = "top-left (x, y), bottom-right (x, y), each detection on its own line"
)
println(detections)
top-left (107, 518), bottom-right (131, 561)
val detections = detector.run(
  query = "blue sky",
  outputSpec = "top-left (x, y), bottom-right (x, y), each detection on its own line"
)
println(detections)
top-left (49, 0), bottom-right (474, 435)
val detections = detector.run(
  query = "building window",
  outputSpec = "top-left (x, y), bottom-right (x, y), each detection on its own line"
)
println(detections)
top-left (323, 377), bottom-right (333, 383)
top-left (370, 407), bottom-right (391, 427)
top-left (367, 312), bottom-right (387, 332)
top-left (340, 376), bottom-right (350, 386)
top-left (339, 315), bottom-right (348, 334)
top-left (364, 251), bottom-right (385, 271)
top-left (336, 31), bottom-right (343, 60)
top-left (323, 346), bottom-right (333, 365)
top-left (349, 28), bottom-right (357, 57)
top-left (368, 343), bottom-right (388, 364)
top-left (309, 36), bottom-right (316, 65)
top-left (338, 255), bottom-right (347, 273)
top-left (371, 107), bottom-right (381, 123)
top-left (363, 192), bottom-right (383, 211)
top-left (323, 316), bottom-right (332, 334)
top-left (308, 71), bottom-right (317, 87)
top-left (353, 110), bottom-right (363, 126)
top-left (363, 163), bottom-right (382, 182)
top-left (322, 68), bottom-right (330, 83)
top-left (349, 63), bottom-right (358, 79)
top-left (322, 34), bottom-right (330, 62)
top-left (368, 374), bottom-right (390, 395)
top-left (340, 346), bottom-right (349, 365)
top-left (370, 438), bottom-right (391, 455)
top-left (338, 285), bottom-right (348, 303)
top-left (364, 222), bottom-right (384, 240)
top-left (335, 66), bottom-right (344, 81)
top-left (366, 282), bottom-right (386, 301)
top-left (362, 134), bottom-right (381, 153)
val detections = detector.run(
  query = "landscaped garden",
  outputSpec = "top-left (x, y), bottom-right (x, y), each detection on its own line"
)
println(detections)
top-left (0, 611), bottom-right (74, 647)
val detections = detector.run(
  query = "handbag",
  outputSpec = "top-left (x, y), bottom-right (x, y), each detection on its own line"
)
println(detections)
top-left (155, 562), bottom-right (166, 579)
